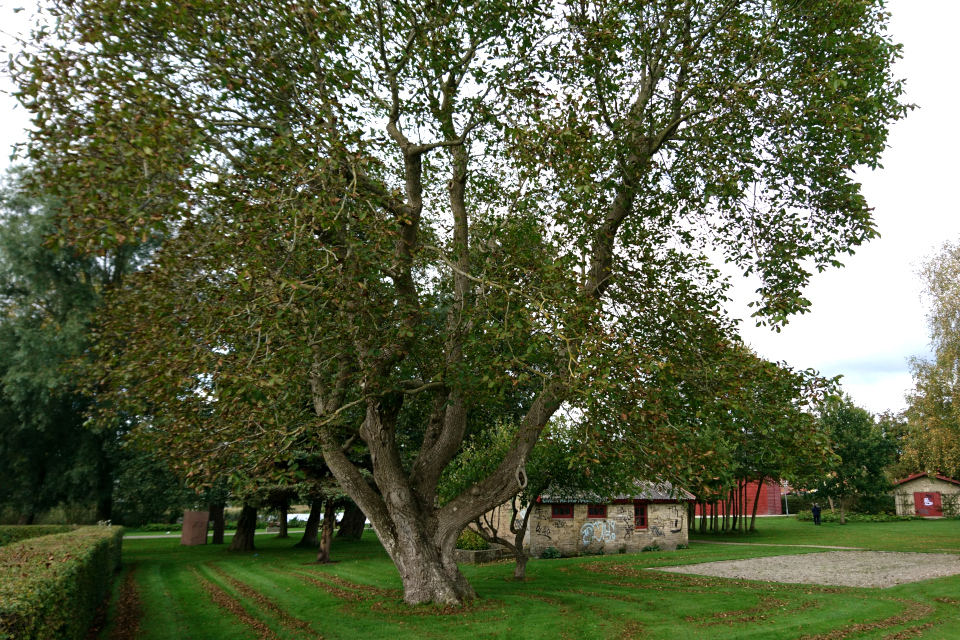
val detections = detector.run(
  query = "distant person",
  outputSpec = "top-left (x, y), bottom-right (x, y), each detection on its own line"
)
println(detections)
top-left (812, 503), bottom-right (822, 526)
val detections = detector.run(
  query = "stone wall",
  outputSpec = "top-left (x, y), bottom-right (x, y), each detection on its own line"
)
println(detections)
top-left (528, 502), bottom-right (688, 557)
top-left (894, 477), bottom-right (960, 516)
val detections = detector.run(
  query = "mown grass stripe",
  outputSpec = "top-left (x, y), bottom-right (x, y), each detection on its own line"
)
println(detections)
top-left (204, 564), bottom-right (315, 633)
top-left (268, 567), bottom-right (363, 602)
top-left (191, 569), bottom-right (280, 640)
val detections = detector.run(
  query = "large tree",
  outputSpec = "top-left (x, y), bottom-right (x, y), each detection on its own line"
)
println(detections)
top-left (900, 240), bottom-right (960, 478)
top-left (814, 396), bottom-right (896, 524)
top-left (13, 0), bottom-right (907, 603)
top-left (0, 170), bottom-right (118, 523)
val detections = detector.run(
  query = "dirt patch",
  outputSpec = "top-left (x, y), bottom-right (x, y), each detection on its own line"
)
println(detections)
top-left (657, 551), bottom-right (960, 588)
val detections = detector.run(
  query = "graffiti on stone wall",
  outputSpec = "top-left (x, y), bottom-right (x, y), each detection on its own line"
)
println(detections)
top-left (534, 523), bottom-right (553, 540)
top-left (580, 520), bottom-right (617, 545)
top-left (647, 506), bottom-right (685, 537)
top-left (669, 506), bottom-right (685, 533)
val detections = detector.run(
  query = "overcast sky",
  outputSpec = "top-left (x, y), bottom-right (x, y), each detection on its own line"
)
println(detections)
top-left (1, 0), bottom-right (957, 416)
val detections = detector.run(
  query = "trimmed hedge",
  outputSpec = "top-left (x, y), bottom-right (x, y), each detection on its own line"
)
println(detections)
top-left (795, 511), bottom-right (922, 523)
top-left (130, 521), bottom-right (274, 533)
top-left (0, 526), bottom-right (73, 548)
top-left (0, 526), bottom-right (123, 640)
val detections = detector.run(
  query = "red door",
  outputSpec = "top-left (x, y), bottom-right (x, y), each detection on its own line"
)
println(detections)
top-left (914, 492), bottom-right (943, 517)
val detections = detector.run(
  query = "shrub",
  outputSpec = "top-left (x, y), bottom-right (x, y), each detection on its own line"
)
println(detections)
top-left (0, 526), bottom-right (123, 640)
top-left (0, 525), bottom-right (73, 547)
top-left (855, 495), bottom-right (896, 515)
top-left (641, 543), bottom-right (661, 552)
top-left (135, 523), bottom-right (182, 533)
top-left (540, 547), bottom-right (562, 559)
top-left (795, 511), bottom-right (921, 523)
top-left (455, 529), bottom-right (490, 551)
top-left (676, 543), bottom-right (689, 550)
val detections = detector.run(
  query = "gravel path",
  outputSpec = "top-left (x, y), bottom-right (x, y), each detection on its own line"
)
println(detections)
top-left (656, 550), bottom-right (960, 588)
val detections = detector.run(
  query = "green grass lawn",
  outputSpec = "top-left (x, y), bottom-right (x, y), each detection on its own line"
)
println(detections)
top-left (100, 518), bottom-right (960, 640)
top-left (691, 515), bottom-right (960, 552)
top-left (122, 529), bottom-right (307, 538)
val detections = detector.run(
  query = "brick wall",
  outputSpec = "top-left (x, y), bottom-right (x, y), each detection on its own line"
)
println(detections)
top-left (528, 502), bottom-right (688, 557)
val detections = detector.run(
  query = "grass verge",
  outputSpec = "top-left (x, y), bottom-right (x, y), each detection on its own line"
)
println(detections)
top-left (98, 519), bottom-right (960, 639)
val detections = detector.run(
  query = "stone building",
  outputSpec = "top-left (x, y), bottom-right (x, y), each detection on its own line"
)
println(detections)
top-left (893, 472), bottom-right (960, 517)
top-left (528, 482), bottom-right (694, 557)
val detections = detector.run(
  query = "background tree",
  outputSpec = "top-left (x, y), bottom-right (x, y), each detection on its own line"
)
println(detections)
top-left (815, 396), bottom-right (896, 524)
top-left (894, 240), bottom-right (960, 479)
top-left (14, 0), bottom-right (908, 604)
top-left (0, 168), bottom-right (176, 524)
top-left (441, 418), bottom-right (619, 580)
top-left (673, 345), bottom-right (833, 534)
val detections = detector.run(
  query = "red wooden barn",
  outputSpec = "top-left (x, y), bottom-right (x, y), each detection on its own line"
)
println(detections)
top-left (694, 478), bottom-right (784, 516)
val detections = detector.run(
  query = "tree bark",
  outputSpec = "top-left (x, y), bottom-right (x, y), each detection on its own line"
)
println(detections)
top-left (96, 495), bottom-right (113, 523)
top-left (295, 500), bottom-right (321, 548)
top-left (17, 512), bottom-right (35, 525)
top-left (316, 498), bottom-right (337, 564)
top-left (228, 505), bottom-right (257, 551)
top-left (473, 499), bottom-right (532, 580)
top-left (749, 477), bottom-right (764, 532)
top-left (839, 497), bottom-right (846, 525)
top-left (278, 502), bottom-right (289, 539)
top-left (317, 385), bottom-right (562, 604)
top-left (209, 503), bottom-right (225, 545)
top-left (336, 502), bottom-right (366, 540)
top-left (828, 496), bottom-right (835, 513)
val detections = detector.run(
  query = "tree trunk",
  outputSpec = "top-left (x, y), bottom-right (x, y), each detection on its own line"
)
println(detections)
top-left (740, 482), bottom-right (746, 531)
top-left (228, 505), bottom-right (257, 551)
top-left (96, 494), bottom-right (113, 523)
top-left (17, 512), bottom-right (35, 525)
top-left (278, 502), bottom-right (289, 539)
top-left (336, 502), bottom-right (366, 540)
top-left (473, 499), bottom-right (532, 580)
top-left (316, 379), bottom-right (562, 604)
top-left (828, 496), bottom-right (835, 513)
top-left (839, 497), bottom-right (846, 525)
top-left (294, 501), bottom-right (321, 548)
top-left (749, 476), bottom-right (764, 532)
top-left (209, 503), bottom-right (225, 545)
top-left (316, 498), bottom-right (337, 564)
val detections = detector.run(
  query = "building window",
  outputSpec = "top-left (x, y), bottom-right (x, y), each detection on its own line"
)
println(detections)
top-left (587, 504), bottom-right (607, 518)
top-left (551, 504), bottom-right (573, 519)
top-left (634, 503), bottom-right (647, 529)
